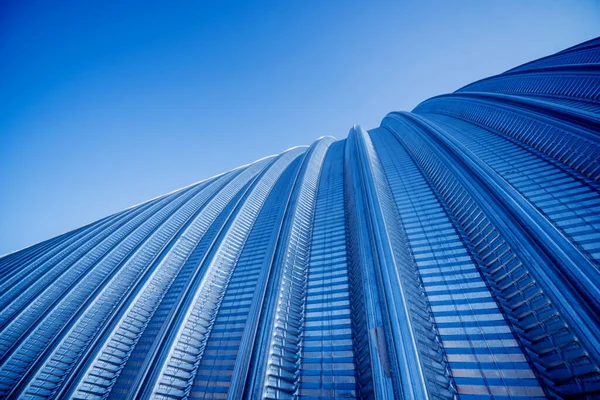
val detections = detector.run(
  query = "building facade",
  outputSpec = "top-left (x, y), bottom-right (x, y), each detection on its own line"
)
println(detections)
top-left (1, 38), bottom-right (599, 399)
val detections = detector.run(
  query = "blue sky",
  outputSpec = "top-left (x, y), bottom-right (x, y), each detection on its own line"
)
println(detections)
top-left (1, 1), bottom-right (599, 255)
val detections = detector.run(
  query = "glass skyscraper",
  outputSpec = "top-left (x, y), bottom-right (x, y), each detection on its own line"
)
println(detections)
top-left (1, 37), bottom-right (599, 399)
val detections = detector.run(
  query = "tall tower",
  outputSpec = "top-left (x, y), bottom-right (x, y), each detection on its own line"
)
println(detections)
top-left (1, 37), bottom-right (599, 399)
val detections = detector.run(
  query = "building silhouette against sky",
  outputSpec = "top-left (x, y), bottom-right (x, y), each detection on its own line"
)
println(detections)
top-left (0, 37), bottom-right (599, 399)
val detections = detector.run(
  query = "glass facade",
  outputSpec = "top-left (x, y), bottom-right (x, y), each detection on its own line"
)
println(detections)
top-left (1, 38), bottom-right (599, 399)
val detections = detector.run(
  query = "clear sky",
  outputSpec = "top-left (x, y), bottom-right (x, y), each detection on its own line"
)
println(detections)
top-left (1, 1), bottom-right (599, 255)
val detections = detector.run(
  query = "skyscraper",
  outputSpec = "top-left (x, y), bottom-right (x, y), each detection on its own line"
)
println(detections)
top-left (0, 37), bottom-right (599, 399)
